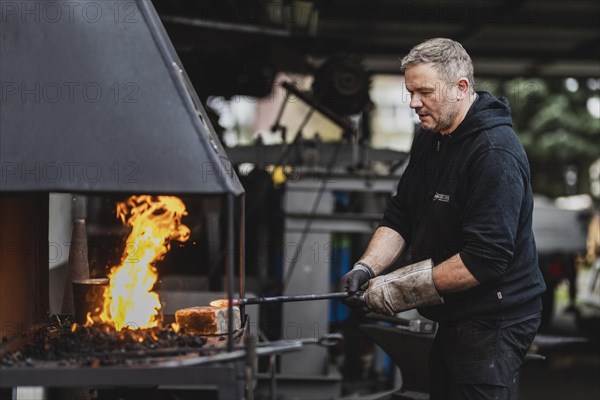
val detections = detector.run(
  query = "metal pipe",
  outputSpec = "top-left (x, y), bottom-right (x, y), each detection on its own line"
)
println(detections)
top-left (238, 194), bottom-right (246, 326)
top-left (226, 194), bottom-right (235, 352)
top-left (233, 291), bottom-right (350, 306)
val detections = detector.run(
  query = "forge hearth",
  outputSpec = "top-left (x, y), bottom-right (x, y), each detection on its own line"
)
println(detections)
top-left (1, 314), bottom-right (245, 369)
top-left (1, 0), bottom-right (248, 395)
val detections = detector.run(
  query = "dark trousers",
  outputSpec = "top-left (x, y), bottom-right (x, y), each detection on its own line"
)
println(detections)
top-left (429, 317), bottom-right (540, 400)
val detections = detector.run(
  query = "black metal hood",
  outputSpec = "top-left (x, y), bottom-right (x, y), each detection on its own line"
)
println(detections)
top-left (0, 0), bottom-right (243, 195)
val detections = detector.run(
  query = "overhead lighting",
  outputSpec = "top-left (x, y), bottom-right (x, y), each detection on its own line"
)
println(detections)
top-left (587, 96), bottom-right (600, 119)
top-left (565, 77), bottom-right (579, 92)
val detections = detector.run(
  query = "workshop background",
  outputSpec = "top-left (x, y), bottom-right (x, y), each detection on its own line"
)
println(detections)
top-left (1, 1), bottom-right (599, 399)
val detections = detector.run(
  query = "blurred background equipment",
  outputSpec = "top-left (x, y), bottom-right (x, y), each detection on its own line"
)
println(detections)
top-left (312, 54), bottom-right (371, 116)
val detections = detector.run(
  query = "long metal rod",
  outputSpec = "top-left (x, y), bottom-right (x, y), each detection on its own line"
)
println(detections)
top-left (233, 292), bottom-right (350, 306)
top-left (238, 195), bottom-right (246, 325)
top-left (226, 194), bottom-right (235, 352)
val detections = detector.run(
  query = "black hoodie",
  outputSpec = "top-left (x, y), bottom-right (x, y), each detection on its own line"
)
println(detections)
top-left (380, 91), bottom-right (546, 322)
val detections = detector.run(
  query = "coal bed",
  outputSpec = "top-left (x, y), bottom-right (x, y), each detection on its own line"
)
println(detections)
top-left (0, 315), bottom-right (236, 368)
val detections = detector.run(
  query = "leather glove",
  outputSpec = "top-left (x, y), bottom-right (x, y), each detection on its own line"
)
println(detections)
top-left (362, 259), bottom-right (443, 316)
top-left (339, 262), bottom-right (374, 309)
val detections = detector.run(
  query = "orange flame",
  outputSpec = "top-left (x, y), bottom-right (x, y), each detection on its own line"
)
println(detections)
top-left (98, 195), bottom-right (190, 331)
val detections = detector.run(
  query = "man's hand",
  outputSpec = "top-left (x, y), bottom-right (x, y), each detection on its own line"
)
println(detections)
top-left (363, 259), bottom-right (443, 316)
top-left (339, 262), bottom-right (374, 309)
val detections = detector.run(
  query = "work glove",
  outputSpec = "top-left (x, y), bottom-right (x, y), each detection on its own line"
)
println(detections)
top-left (339, 262), bottom-right (374, 310)
top-left (362, 259), bottom-right (444, 316)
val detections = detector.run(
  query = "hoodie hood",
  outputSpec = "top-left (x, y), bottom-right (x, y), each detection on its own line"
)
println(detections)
top-left (449, 91), bottom-right (513, 141)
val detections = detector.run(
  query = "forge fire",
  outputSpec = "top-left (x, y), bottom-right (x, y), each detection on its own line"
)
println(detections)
top-left (97, 195), bottom-right (190, 331)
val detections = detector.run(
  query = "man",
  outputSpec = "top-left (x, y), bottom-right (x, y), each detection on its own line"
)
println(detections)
top-left (340, 38), bottom-right (546, 399)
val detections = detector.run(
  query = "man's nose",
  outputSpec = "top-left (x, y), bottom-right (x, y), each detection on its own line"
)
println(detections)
top-left (409, 94), bottom-right (423, 109)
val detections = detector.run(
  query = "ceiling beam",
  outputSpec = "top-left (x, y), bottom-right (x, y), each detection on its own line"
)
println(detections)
top-left (453, 0), bottom-right (527, 42)
top-left (313, 0), bottom-right (599, 29)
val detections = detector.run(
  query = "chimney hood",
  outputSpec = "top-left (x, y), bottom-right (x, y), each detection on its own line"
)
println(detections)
top-left (0, 0), bottom-right (243, 196)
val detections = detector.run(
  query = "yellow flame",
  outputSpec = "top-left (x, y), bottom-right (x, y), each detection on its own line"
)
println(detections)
top-left (99, 195), bottom-right (190, 331)
top-left (86, 312), bottom-right (94, 326)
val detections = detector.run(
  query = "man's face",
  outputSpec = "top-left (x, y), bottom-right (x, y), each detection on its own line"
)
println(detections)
top-left (404, 63), bottom-right (461, 134)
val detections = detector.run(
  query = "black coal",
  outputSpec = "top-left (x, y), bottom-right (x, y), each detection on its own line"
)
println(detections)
top-left (1, 315), bottom-right (209, 368)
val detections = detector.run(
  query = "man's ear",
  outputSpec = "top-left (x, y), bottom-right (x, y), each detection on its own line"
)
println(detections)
top-left (456, 78), bottom-right (470, 99)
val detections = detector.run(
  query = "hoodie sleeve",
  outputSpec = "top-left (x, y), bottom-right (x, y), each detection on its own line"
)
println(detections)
top-left (378, 130), bottom-right (432, 243)
top-left (459, 147), bottom-right (527, 284)
top-left (379, 170), bottom-right (413, 244)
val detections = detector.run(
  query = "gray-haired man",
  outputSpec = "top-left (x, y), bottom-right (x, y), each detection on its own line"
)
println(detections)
top-left (340, 38), bottom-right (545, 399)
